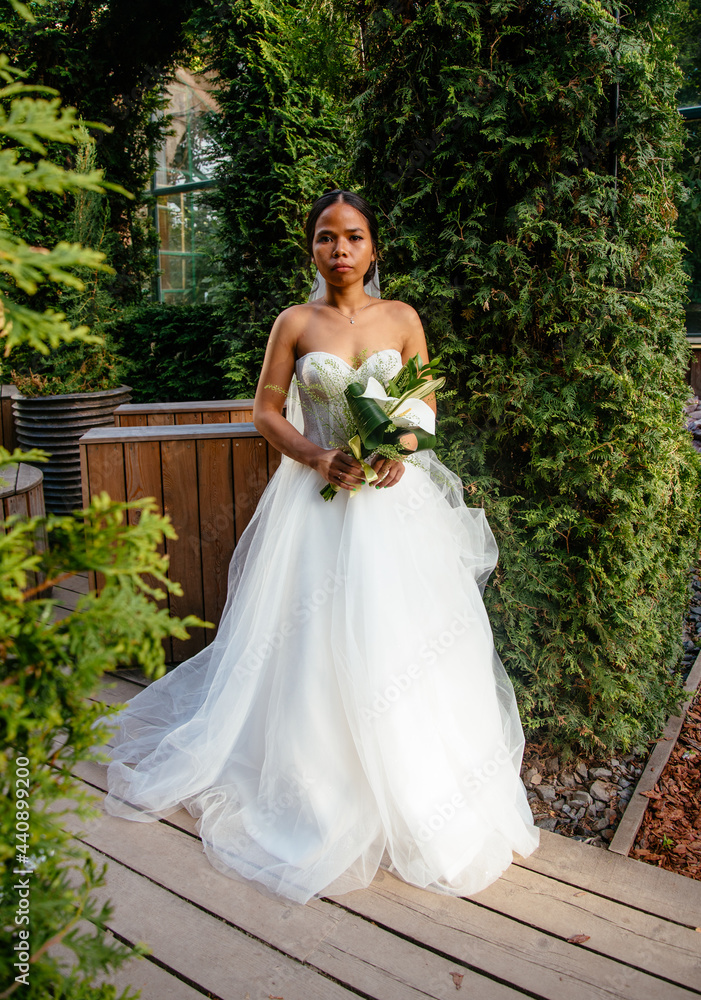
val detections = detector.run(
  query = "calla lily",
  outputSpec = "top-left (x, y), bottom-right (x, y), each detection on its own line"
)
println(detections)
top-left (359, 377), bottom-right (436, 435)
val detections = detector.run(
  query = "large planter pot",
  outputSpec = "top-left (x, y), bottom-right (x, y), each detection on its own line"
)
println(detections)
top-left (13, 385), bottom-right (132, 513)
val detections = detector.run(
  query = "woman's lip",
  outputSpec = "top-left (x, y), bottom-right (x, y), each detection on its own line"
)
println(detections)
top-left (331, 264), bottom-right (352, 271)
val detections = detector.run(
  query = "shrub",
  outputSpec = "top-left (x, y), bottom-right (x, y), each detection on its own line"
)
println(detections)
top-left (353, 0), bottom-right (701, 754)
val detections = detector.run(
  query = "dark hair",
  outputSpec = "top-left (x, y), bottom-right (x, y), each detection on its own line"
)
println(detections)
top-left (305, 189), bottom-right (379, 286)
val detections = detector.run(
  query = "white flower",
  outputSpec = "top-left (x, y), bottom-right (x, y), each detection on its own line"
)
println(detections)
top-left (359, 377), bottom-right (436, 435)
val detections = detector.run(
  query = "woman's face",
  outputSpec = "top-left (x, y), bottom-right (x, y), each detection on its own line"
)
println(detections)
top-left (312, 200), bottom-right (375, 291)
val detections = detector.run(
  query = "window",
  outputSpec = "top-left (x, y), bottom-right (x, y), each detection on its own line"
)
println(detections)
top-left (151, 69), bottom-right (222, 304)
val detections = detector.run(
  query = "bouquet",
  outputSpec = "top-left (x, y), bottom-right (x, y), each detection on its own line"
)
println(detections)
top-left (320, 353), bottom-right (445, 501)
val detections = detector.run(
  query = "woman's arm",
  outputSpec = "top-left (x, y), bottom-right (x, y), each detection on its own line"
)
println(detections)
top-left (371, 303), bottom-right (436, 487)
top-left (252, 309), bottom-right (365, 490)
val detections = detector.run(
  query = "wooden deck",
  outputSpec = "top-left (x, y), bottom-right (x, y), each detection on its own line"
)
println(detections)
top-left (48, 669), bottom-right (701, 1000)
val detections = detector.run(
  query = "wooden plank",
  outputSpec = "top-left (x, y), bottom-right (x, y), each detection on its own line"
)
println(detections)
top-left (609, 653), bottom-right (701, 857)
top-left (232, 437), bottom-right (268, 543)
top-left (52, 586), bottom-right (83, 612)
top-left (6, 490), bottom-right (28, 517)
top-left (161, 439), bottom-right (204, 660)
top-left (115, 399), bottom-right (253, 416)
top-left (202, 410), bottom-right (230, 423)
top-left (519, 829), bottom-right (701, 928)
top-left (197, 437), bottom-right (234, 634)
top-left (174, 412), bottom-right (203, 425)
top-left (49, 919), bottom-right (206, 1000)
top-left (229, 407), bottom-right (254, 423)
top-left (116, 413), bottom-right (148, 427)
top-left (326, 870), bottom-right (699, 1000)
top-left (1, 384), bottom-right (19, 451)
top-left (64, 842), bottom-right (359, 1000)
top-left (83, 442), bottom-right (126, 594)
top-left (62, 773), bottom-right (524, 1000)
top-left (268, 443), bottom-right (282, 477)
top-left (470, 859), bottom-right (701, 991)
top-left (66, 754), bottom-right (699, 1000)
top-left (79, 445), bottom-right (97, 592)
top-left (123, 440), bottom-right (171, 662)
top-left (80, 423), bottom-right (263, 444)
top-left (84, 443), bottom-right (126, 503)
top-left (0, 462), bottom-right (19, 498)
top-left (60, 572), bottom-right (89, 594)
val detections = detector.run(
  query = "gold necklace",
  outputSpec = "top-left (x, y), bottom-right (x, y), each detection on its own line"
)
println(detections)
top-left (322, 297), bottom-right (374, 325)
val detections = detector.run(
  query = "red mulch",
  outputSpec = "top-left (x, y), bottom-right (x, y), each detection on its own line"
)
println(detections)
top-left (630, 691), bottom-right (701, 880)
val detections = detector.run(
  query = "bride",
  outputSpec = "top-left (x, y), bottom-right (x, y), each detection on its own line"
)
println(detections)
top-left (97, 188), bottom-right (540, 905)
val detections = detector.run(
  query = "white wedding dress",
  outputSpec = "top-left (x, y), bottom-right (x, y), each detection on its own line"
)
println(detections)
top-left (97, 347), bottom-right (539, 905)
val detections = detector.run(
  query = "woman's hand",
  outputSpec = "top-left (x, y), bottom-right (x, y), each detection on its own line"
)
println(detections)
top-left (370, 456), bottom-right (405, 488)
top-left (313, 449), bottom-right (366, 491)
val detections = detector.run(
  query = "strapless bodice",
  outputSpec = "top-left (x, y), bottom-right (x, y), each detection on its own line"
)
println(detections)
top-left (295, 348), bottom-right (404, 449)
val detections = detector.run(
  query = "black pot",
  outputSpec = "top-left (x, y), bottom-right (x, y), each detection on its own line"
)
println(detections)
top-left (13, 385), bottom-right (132, 513)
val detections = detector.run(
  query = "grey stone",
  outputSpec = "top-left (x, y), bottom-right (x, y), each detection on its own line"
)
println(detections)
top-left (523, 766), bottom-right (539, 785)
top-left (589, 767), bottom-right (613, 780)
top-left (571, 790), bottom-right (593, 807)
top-left (535, 817), bottom-right (558, 832)
top-left (558, 771), bottom-right (577, 788)
top-left (536, 784), bottom-right (557, 802)
top-left (544, 756), bottom-right (560, 775)
top-left (590, 780), bottom-right (613, 802)
top-left (575, 761), bottom-right (589, 781)
top-left (586, 804), bottom-right (599, 819)
top-left (553, 798), bottom-right (566, 810)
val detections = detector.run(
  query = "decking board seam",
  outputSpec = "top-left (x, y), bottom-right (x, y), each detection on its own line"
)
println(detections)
top-left (323, 897), bottom-right (547, 1000)
top-left (510, 857), bottom-right (701, 930)
top-left (459, 895), bottom-right (701, 994)
top-left (68, 828), bottom-right (402, 1000)
top-left (96, 926), bottom-right (227, 1000)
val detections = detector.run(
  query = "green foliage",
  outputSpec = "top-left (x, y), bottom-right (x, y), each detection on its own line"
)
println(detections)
top-left (188, 0), bottom-right (360, 396)
top-left (0, 46), bottom-right (206, 998)
top-left (354, 0), bottom-right (701, 753)
top-left (2, 0), bottom-right (199, 307)
top-left (106, 302), bottom-right (229, 402)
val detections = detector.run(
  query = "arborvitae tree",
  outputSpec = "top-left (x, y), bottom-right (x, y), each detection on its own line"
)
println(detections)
top-left (190, 0), bottom-right (360, 396)
top-left (354, 0), bottom-right (701, 753)
top-left (2, 0), bottom-right (199, 306)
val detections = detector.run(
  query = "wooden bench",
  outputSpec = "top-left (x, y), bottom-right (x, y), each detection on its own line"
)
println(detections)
top-left (79, 422), bottom-right (281, 662)
top-left (114, 399), bottom-right (255, 427)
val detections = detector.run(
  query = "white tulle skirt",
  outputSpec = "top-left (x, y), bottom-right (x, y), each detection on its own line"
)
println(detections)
top-left (96, 449), bottom-right (539, 905)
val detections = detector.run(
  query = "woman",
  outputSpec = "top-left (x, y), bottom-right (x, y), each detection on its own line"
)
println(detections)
top-left (98, 189), bottom-right (539, 905)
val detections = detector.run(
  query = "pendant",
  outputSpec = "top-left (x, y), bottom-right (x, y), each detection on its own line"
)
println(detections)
top-left (350, 319), bottom-right (355, 324)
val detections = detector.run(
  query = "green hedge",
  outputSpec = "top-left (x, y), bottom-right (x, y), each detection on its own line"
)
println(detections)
top-left (353, 0), bottom-right (701, 754)
top-left (106, 303), bottom-right (230, 402)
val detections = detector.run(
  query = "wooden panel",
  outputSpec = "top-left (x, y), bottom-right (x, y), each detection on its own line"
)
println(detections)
top-left (65, 843), bottom-right (359, 1000)
top-left (147, 413), bottom-right (175, 426)
top-left (84, 442), bottom-right (126, 591)
top-left (80, 423), bottom-right (262, 445)
top-left (202, 411), bottom-right (230, 424)
top-left (197, 438), bottom-right (234, 636)
top-left (84, 443), bottom-right (127, 503)
top-left (268, 444), bottom-right (282, 477)
top-left (688, 346), bottom-right (701, 397)
top-left (124, 440), bottom-right (171, 662)
top-left (161, 439), bottom-right (204, 660)
top-left (519, 828), bottom-right (701, 927)
top-left (229, 407), bottom-right (254, 423)
top-left (174, 412), bottom-right (203, 425)
top-left (232, 437), bottom-right (268, 543)
top-left (116, 414), bottom-right (148, 428)
top-left (1, 385), bottom-right (19, 452)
